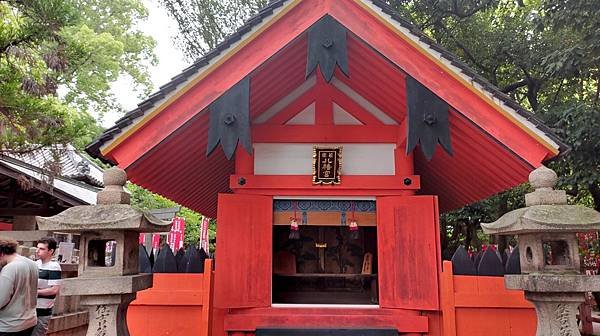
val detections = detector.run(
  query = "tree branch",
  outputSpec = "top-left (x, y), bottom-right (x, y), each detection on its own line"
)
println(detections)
top-left (590, 182), bottom-right (600, 212)
top-left (434, 22), bottom-right (493, 74)
top-left (501, 80), bottom-right (528, 94)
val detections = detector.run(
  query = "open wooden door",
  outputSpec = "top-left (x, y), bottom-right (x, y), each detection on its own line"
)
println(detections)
top-left (376, 195), bottom-right (441, 310)
top-left (214, 193), bottom-right (273, 308)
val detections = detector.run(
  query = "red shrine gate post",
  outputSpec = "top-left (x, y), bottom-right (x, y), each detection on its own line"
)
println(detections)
top-left (87, 0), bottom-right (567, 334)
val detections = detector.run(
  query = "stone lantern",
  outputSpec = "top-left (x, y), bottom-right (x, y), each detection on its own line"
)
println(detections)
top-left (37, 167), bottom-right (171, 336)
top-left (482, 166), bottom-right (600, 336)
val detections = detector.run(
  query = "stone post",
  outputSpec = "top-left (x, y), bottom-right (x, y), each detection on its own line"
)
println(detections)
top-left (482, 166), bottom-right (600, 336)
top-left (37, 167), bottom-right (171, 336)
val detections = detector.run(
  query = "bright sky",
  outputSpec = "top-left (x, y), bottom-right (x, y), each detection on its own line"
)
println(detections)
top-left (105, 0), bottom-right (188, 128)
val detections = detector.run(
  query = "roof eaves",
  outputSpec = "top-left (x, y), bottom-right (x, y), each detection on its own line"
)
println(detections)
top-left (0, 155), bottom-right (102, 193)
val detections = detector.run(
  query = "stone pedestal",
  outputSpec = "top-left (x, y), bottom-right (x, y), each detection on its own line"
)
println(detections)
top-left (80, 294), bottom-right (136, 336)
top-left (506, 274), bottom-right (600, 336)
top-left (527, 292), bottom-right (582, 336)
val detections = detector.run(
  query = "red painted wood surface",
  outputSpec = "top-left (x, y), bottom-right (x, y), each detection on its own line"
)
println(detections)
top-left (377, 196), bottom-right (440, 310)
top-left (224, 308), bottom-right (428, 333)
top-left (214, 194), bottom-right (273, 308)
top-left (252, 125), bottom-right (399, 143)
top-left (262, 69), bottom-right (384, 127)
top-left (440, 261), bottom-right (536, 336)
top-left (229, 175), bottom-right (420, 191)
top-left (125, 112), bottom-right (234, 218)
top-left (127, 259), bottom-right (213, 336)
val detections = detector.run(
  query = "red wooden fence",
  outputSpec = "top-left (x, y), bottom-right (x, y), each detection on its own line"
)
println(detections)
top-left (126, 259), bottom-right (538, 336)
top-left (127, 259), bottom-right (213, 336)
top-left (440, 260), bottom-right (536, 336)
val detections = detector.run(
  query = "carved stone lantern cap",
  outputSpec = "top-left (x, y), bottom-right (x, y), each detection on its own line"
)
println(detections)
top-left (37, 166), bottom-right (171, 232)
top-left (36, 204), bottom-right (170, 232)
top-left (482, 165), bottom-right (600, 235)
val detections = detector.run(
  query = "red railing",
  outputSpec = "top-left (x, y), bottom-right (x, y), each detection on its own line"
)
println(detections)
top-left (440, 260), bottom-right (536, 336)
top-left (127, 259), bottom-right (213, 336)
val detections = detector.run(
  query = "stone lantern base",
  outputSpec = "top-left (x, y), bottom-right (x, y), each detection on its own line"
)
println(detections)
top-left (526, 292), bottom-right (583, 336)
top-left (506, 274), bottom-right (600, 336)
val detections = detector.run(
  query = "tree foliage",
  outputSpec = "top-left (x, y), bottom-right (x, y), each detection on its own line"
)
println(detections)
top-left (0, 0), bottom-right (156, 153)
top-left (161, 0), bottom-right (599, 256)
top-left (127, 183), bottom-right (215, 251)
top-left (385, 0), bottom-right (600, 255)
top-left (157, 0), bottom-right (268, 61)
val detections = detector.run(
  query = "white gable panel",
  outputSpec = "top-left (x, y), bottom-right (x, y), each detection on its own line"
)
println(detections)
top-left (333, 103), bottom-right (363, 125)
top-left (331, 78), bottom-right (398, 125)
top-left (254, 143), bottom-right (396, 175)
top-left (286, 103), bottom-right (315, 125)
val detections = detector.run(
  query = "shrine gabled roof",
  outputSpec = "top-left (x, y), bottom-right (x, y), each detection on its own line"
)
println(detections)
top-left (86, 0), bottom-right (567, 161)
top-left (84, 0), bottom-right (568, 217)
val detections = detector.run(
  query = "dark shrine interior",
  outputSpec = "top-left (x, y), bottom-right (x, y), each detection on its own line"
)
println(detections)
top-left (272, 225), bottom-right (378, 305)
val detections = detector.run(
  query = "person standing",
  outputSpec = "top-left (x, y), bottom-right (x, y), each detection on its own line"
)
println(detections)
top-left (0, 236), bottom-right (38, 336)
top-left (32, 237), bottom-right (61, 336)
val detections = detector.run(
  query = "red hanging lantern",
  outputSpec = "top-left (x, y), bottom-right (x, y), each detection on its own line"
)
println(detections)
top-left (289, 201), bottom-right (300, 240)
top-left (349, 201), bottom-right (358, 240)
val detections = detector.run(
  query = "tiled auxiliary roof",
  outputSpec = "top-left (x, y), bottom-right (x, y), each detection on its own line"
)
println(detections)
top-left (1, 145), bottom-right (103, 205)
top-left (86, 0), bottom-right (568, 163)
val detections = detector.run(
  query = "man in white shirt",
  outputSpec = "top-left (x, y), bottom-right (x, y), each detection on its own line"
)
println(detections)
top-left (32, 237), bottom-right (61, 336)
top-left (0, 236), bottom-right (38, 336)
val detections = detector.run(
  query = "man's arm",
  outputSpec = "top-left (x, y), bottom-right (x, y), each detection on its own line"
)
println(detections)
top-left (0, 274), bottom-right (15, 309)
top-left (37, 285), bottom-right (60, 297)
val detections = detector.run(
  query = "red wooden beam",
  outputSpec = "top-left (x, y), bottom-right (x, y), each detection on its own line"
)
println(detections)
top-left (252, 125), bottom-right (398, 143)
top-left (229, 175), bottom-right (420, 190)
top-left (315, 71), bottom-right (334, 125)
top-left (224, 308), bottom-right (429, 332)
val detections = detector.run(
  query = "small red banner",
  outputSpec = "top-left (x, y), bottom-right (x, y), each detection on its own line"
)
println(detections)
top-left (168, 217), bottom-right (186, 252)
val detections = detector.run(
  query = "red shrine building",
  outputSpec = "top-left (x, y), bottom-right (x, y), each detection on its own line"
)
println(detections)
top-left (87, 0), bottom-right (567, 334)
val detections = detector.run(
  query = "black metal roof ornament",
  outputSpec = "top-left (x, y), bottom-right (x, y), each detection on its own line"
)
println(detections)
top-left (306, 15), bottom-right (349, 82)
top-left (207, 77), bottom-right (252, 160)
top-left (406, 76), bottom-right (453, 160)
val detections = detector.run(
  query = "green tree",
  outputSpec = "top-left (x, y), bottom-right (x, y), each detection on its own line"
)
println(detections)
top-left (158, 0), bottom-right (268, 61)
top-left (127, 183), bottom-right (215, 251)
top-left (0, 0), bottom-right (156, 153)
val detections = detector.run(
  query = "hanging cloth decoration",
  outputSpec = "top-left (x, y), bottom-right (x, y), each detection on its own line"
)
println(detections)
top-left (349, 201), bottom-right (359, 240)
top-left (405, 76), bottom-right (453, 161)
top-left (206, 77), bottom-right (252, 160)
top-left (306, 15), bottom-right (349, 83)
top-left (289, 201), bottom-right (300, 240)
